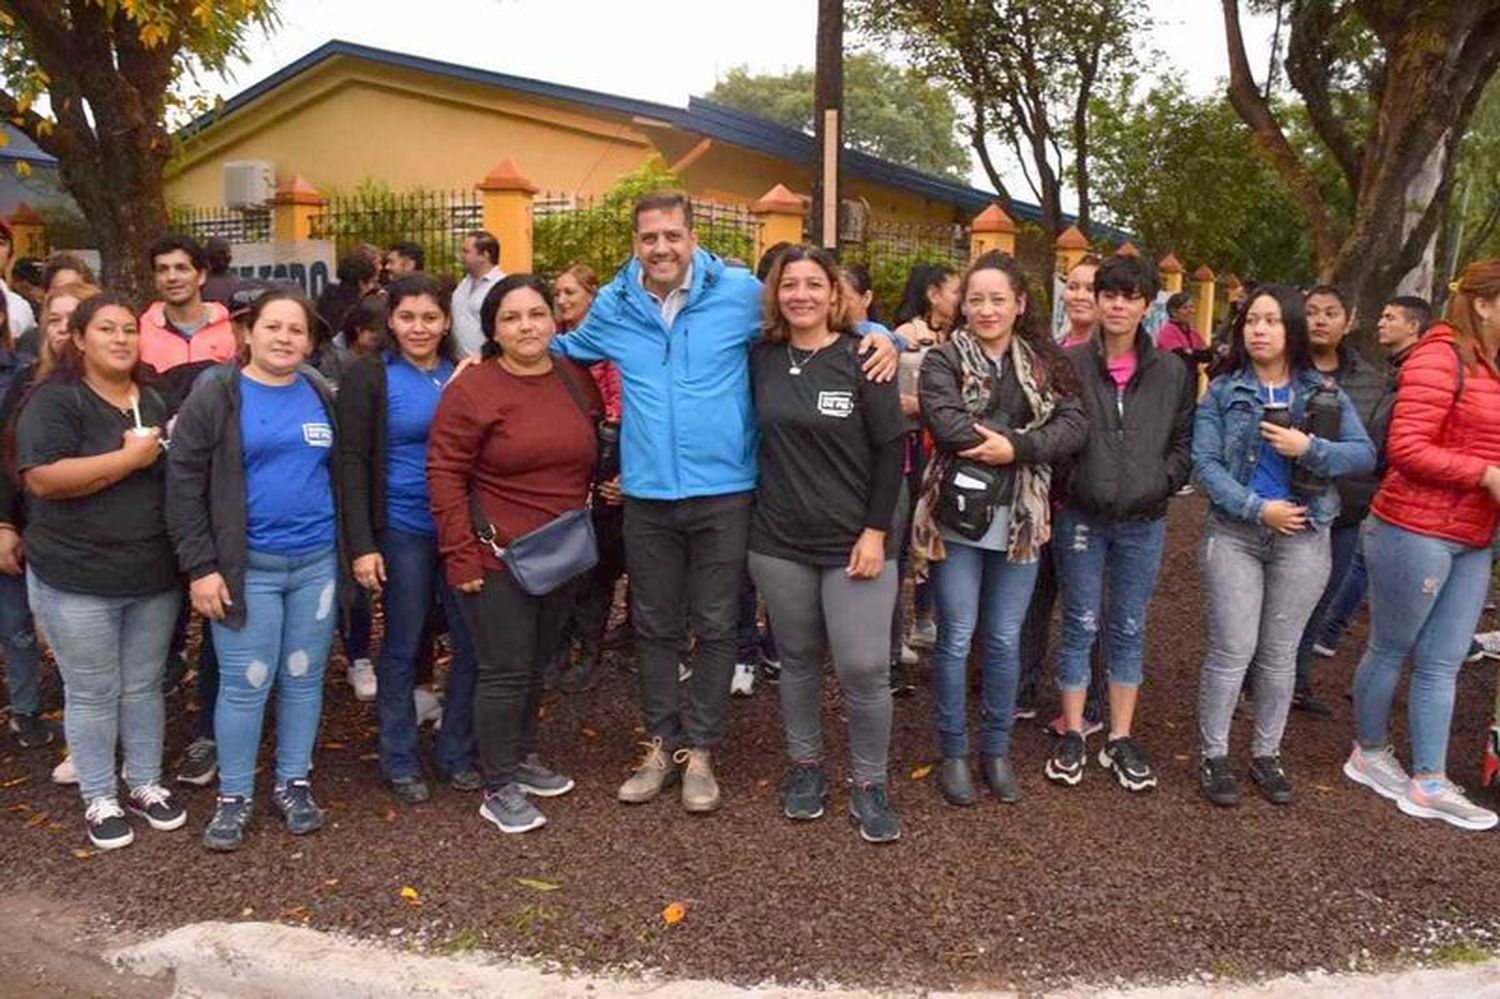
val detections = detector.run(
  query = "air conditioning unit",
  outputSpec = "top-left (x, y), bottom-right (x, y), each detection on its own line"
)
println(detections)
top-left (223, 160), bottom-right (275, 207)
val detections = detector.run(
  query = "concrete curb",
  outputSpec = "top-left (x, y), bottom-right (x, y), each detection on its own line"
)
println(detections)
top-left (110, 920), bottom-right (1500, 998)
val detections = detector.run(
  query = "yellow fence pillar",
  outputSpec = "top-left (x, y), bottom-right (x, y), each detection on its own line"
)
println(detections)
top-left (1159, 253), bottom-right (1184, 294)
top-left (969, 203), bottom-right (1017, 260)
top-left (751, 184), bottom-right (807, 262)
top-left (1115, 240), bottom-right (1141, 258)
top-left (477, 158), bottom-right (538, 274)
top-left (1193, 265), bottom-right (1217, 335)
top-left (7, 202), bottom-right (46, 261)
top-left (1055, 225), bottom-right (1090, 276)
top-left (270, 176), bottom-right (325, 243)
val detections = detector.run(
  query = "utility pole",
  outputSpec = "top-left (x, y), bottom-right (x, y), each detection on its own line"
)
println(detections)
top-left (811, 0), bottom-right (842, 250)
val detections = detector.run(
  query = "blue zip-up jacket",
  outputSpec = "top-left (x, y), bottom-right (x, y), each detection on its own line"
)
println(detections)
top-left (551, 248), bottom-right (762, 500)
top-left (1192, 364), bottom-right (1376, 527)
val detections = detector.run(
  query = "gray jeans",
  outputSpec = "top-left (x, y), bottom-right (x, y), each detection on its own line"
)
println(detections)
top-left (748, 551), bottom-right (897, 784)
top-left (1198, 517), bottom-right (1330, 759)
top-left (28, 570), bottom-right (180, 803)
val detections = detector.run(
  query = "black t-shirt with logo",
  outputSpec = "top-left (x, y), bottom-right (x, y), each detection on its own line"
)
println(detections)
top-left (750, 335), bottom-right (907, 566)
top-left (15, 379), bottom-right (178, 597)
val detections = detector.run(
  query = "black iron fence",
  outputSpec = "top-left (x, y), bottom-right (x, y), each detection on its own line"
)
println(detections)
top-left (841, 219), bottom-right (969, 311)
top-left (168, 204), bottom-right (272, 244)
top-left (533, 193), bottom-right (761, 280)
top-left (309, 188), bottom-right (482, 275)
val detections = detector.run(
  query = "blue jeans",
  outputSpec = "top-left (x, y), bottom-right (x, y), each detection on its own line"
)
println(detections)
top-left (0, 570), bottom-right (41, 716)
top-left (27, 571), bottom-right (179, 802)
top-left (375, 529), bottom-right (477, 780)
top-left (930, 542), bottom-right (1040, 758)
top-left (1352, 518), bottom-right (1493, 775)
top-left (1053, 508), bottom-right (1166, 691)
top-left (210, 548), bottom-right (338, 798)
top-left (1295, 520), bottom-right (1362, 692)
top-left (1315, 534), bottom-right (1368, 649)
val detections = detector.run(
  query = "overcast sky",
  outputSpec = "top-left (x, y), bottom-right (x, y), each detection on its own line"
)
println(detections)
top-left (207, 0), bottom-right (1273, 205)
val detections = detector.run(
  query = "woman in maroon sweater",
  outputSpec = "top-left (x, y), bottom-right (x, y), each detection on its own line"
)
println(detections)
top-left (427, 274), bottom-right (601, 835)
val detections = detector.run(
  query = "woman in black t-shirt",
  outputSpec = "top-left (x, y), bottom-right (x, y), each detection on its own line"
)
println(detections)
top-left (747, 245), bottom-right (907, 844)
top-left (15, 292), bottom-right (184, 851)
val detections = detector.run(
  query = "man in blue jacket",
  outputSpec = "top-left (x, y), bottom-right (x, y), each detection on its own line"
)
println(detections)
top-left (553, 192), bottom-right (896, 813)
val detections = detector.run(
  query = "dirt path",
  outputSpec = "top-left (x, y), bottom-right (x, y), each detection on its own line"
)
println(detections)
top-left (0, 893), bottom-right (170, 997)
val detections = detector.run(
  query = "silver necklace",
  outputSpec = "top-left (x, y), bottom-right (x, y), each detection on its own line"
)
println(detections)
top-left (786, 337), bottom-right (832, 376)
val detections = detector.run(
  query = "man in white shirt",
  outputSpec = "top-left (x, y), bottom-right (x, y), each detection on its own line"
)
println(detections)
top-left (0, 222), bottom-right (37, 344)
top-left (450, 230), bottom-right (503, 356)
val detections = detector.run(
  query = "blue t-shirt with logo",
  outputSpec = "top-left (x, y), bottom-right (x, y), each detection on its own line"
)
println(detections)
top-left (240, 372), bottom-right (336, 555)
top-left (1249, 382), bottom-right (1293, 501)
top-left (384, 354), bottom-right (454, 536)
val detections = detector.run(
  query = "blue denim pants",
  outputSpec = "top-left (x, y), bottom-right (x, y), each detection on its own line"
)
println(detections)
top-left (930, 541), bottom-right (1040, 758)
top-left (1295, 520), bottom-right (1362, 692)
top-left (0, 569), bottom-right (41, 716)
top-left (28, 571), bottom-right (179, 803)
top-left (1053, 508), bottom-right (1167, 691)
top-left (210, 548), bottom-right (338, 798)
top-left (375, 529), bottom-right (477, 780)
top-left (1314, 532), bottom-right (1369, 650)
top-left (1352, 517), bottom-right (1493, 775)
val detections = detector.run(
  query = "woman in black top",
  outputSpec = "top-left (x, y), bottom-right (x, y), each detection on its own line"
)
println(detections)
top-left (15, 292), bottom-right (184, 850)
top-left (747, 245), bottom-right (908, 844)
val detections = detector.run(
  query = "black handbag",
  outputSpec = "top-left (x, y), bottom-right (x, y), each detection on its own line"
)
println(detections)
top-left (467, 363), bottom-right (600, 596)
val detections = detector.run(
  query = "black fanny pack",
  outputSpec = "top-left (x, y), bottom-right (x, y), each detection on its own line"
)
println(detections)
top-left (935, 460), bottom-right (1012, 541)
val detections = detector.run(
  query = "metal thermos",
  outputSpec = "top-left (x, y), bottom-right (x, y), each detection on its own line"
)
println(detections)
top-left (596, 418), bottom-right (621, 484)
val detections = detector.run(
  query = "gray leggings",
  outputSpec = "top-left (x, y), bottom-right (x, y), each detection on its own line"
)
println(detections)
top-left (748, 551), bottom-right (897, 784)
top-left (1198, 516), bottom-right (1330, 758)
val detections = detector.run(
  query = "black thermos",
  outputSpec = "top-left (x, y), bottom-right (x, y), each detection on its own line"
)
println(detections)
top-left (1292, 386), bottom-right (1341, 498)
top-left (596, 418), bottom-right (621, 484)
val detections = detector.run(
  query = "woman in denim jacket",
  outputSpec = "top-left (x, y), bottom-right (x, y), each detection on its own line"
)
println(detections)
top-left (1191, 284), bottom-right (1375, 808)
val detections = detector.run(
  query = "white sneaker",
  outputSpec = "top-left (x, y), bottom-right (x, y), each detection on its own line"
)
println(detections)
top-left (1397, 776), bottom-right (1499, 831)
top-left (413, 686), bottom-right (442, 728)
top-left (1342, 743), bottom-right (1409, 802)
top-left (907, 618), bottom-right (937, 650)
top-left (51, 753), bottom-right (77, 785)
top-left (1311, 642), bottom-right (1337, 659)
top-left (1474, 631), bottom-right (1500, 660)
top-left (347, 658), bottom-right (377, 701)
top-left (899, 644), bottom-right (919, 666)
top-left (730, 661), bottom-right (756, 697)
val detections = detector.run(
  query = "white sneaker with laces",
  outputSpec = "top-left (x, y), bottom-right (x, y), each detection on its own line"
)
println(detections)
top-left (899, 644), bottom-right (919, 666)
top-left (1474, 631), bottom-right (1500, 660)
top-left (52, 753), bottom-right (77, 786)
top-left (1342, 743), bottom-right (1409, 802)
top-left (1398, 776), bottom-right (1499, 831)
top-left (730, 661), bottom-right (756, 697)
top-left (347, 658), bottom-right (377, 701)
top-left (413, 686), bottom-right (443, 727)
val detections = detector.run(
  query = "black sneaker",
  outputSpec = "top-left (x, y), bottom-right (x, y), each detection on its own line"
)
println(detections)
top-left (479, 782), bottom-right (545, 834)
top-left (1199, 755), bottom-right (1240, 807)
top-left (8, 712), bottom-right (53, 749)
top-left (1098, 736), bottom-right (1158, 792)
top-left (849, 781), bottom-right (901, 843)
top-left (385, 776), bottom-right (430, 805)
top-left (1249, 754), bottom-right (1293, 805)
top-left (176, 737), bottom-right (218, 787)
top-left (84, 796), bottom-right (134, 850)
top-left (126, 782), bottom-right (187, 831)
top-left (780, 763), bottom-right (828, 820)
top-left (202, 795), bottom-right (251, 852)
top-left (1044, 731), bottom-right (1086, 786)
top-left (271, 779), bottom-right (325, 835)
top-left (757, 659), bottom-right (782, 686)
top-left (556, 642), bottom-right (600, 694)
top-left (889, 661), bottom-right (915, 698)
top-left (514, 754), bottom-right (575, 797)
top-left (1290, 692), bottom-right (1334, 719)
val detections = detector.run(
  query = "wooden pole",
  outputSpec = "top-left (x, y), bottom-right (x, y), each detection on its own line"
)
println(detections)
top-left (811, 0), bottom-right (842, 250)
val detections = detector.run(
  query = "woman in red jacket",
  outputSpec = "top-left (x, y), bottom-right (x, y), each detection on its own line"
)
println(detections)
top-left (1345, 259), bottom-right (1500, 832)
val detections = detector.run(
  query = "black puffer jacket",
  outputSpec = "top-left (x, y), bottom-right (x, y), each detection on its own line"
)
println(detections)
top-left (1324, 343), bottom-right (1385, 526)
top-left (1061, 330), bottom-right (1194, 521)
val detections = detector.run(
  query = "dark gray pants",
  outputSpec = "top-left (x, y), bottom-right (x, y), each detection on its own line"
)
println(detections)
top-left (623, 492), bottom-right (752, 749)
top-left (749, 551), bottom-right (897, 784)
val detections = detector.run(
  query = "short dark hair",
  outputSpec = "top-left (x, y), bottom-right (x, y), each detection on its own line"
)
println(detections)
top-left (894, 263), bottom-right (958, 328)
top-left (1226, 284), bottom-right (1312, 373)
top-left (205, 237), bottom-right (233, 275)
top-left (843, 262), bottom-right (880, 324)
top-left (1387, 294), bottom-right (1432, 331)
top-left (387, 241), bottom-right (425, 270)
top-left (41, 252), bottom-right (93, 290)
top-left (755, 241), bottom-right (792, 282)
top-left (336, 252), bottom-right (377, 285)
top-left (1094, 255), bottom-right (1159, 302)
top-left (464, 230), bottom-right (500, 265)
top-left (384, 273), bottom-right (459, 362)
top-left (1165, 291), bottom-right (1193, 315)
top-left (479, 273), bottom-right (553, 358)
top-left (632, 191), bottom-right (694, 232)
top-left (149, 233), bottom-right (208, 272)
top-left (11, 256), bottom-right (43, 287)
top-left (1305, 283), bottom-right (1351, 314)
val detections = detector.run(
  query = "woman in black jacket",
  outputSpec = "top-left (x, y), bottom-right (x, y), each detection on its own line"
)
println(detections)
top-left (338, 273), bottom-right (479, 803)
top-left (167, 289), bottom-right (346, 853)
top-left (911, 251), bottom-right (1087, 808)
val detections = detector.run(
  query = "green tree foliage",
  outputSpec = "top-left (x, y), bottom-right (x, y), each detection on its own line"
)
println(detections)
top-left (1444, 78), bottom-right (1500, 280)
top-left (1088, 77), bottom-right (1315, 285)
top-left (705, 53), bottom-right (970, 179)
top-left (0, 0), bottom-right (280, 298)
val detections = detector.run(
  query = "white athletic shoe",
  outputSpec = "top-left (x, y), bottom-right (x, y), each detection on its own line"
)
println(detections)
top-left (1474, 631), bottom-right (1500, 661)
top-left (347, 658), bottom-right (377, 702)
top-left (414, 686), bottom-right (443, 728)
top-left (51, 753), bottom-right (78, 786)
top-left (730, 661), bottom-right (756, 697)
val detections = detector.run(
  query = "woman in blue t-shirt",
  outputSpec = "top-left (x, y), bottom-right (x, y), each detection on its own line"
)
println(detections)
top-left (337, 273), bottom-right (478, 803)
top-left (167, 289), bottom-right (344, 852)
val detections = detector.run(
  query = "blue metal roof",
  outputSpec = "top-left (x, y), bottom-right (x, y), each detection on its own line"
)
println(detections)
top-left (0, 124), bottom-right (58, 166)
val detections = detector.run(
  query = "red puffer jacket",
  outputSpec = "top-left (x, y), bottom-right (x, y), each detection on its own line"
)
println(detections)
top-left (1371, 324), bottom-right (1500, 547)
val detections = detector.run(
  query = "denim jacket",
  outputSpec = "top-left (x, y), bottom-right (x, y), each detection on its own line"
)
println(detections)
top-left (1191, 365), bottom-right (1376, 527)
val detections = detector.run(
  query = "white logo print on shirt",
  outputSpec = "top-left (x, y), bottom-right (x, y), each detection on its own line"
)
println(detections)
top-left (817, 391), bottom-right (854, 418)
top-left (302, 423), bottom-right (333, 447)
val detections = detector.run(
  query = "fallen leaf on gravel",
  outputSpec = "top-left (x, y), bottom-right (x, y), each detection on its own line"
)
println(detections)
top-left (0, 776), bottom-right (27, 788)
top-left (7, 802), bottom-right (29, 812)
top-left (910, 764), bottom-right (933, 780)
top-left (1312, 783), bottom-right (1335, 792)
top-left (71, 848), bottom-right (94, 859)
top-left (384, 808), bottom-right (397, 822)
top-left (1173, 754), bottom-right (1190, 762)
top-left (580, 727), bottom-right (599, 740)
top-left (662, 902), bottom-right (685, 925)
top-left (515, 877), bottom-right (560, 892)
top-left (358, 753), bottom-right (379, 762)
top-left (321, 741), bottom-right (346, 750)
top-left (537, 706), bottom-right (547, 719)
top-left (40, 710), bottom-right (61, 721)
top-left (324, 878), bottom-right (340, 887)
top-left (755, 778), bottom-right (770, 790)
top-left (25, 811), bottom-right (48, 827)
top-left (240, 907), bottom-right (254, 917)
top-left (399, 886), bottom-right (421, 905)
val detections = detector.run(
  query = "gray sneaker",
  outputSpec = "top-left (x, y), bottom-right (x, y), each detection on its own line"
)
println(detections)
top-left (677, 747), bottom-right (721, 813)
top-left (1397, 777), bottom-right (1499, 831)
top-left (1342, 744), bottom-right (1409, 802)
top-left (849, 781), bottom-right (901, 843)
top-left (617, 737), bottom-right (678, 804)
top-left (479, 783), bottom-right (546, 834)
top-left (270, 779), bottom-right (325, 835)
top-left (780, 763), bottom-right (828, 820)
top-left (515, 754), bottom-right (575, 797)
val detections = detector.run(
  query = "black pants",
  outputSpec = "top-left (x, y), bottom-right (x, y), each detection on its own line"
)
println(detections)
top-left (460, 569), bottom-right (577, 789)
top-left (565, 504), bottom-right (627, 644)
top-left (1017, 542), bottom-right (1107, 722)
top-left (624, 492), bottom-right (752, 749)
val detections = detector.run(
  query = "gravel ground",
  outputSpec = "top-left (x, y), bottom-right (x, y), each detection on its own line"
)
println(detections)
top-left (3, 496), bottom-right (1500, 993)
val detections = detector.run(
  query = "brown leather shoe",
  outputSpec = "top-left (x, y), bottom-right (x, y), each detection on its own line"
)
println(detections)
top-left (677, 748), bottom-right (721, 813)
top-left (617, 737), bottom-right (678, 804)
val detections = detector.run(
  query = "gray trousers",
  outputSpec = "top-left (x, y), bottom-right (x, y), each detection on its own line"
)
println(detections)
top-left (748, 551), bottom-right (897, 784)
top-left (1198, 516), bottom-right (1330, 759)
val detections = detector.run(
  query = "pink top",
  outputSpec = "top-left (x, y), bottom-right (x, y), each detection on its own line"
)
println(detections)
top-left (1156, 321), bottom-right (1202, 353)
top-left (1106, 350), bottom-right (1138, 389)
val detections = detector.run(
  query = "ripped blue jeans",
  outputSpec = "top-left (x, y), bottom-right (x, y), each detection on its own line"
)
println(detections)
top-left (1053, 508), bottom-right (1167, 691)
top-left (210, 548), bottom-right (338, 798)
